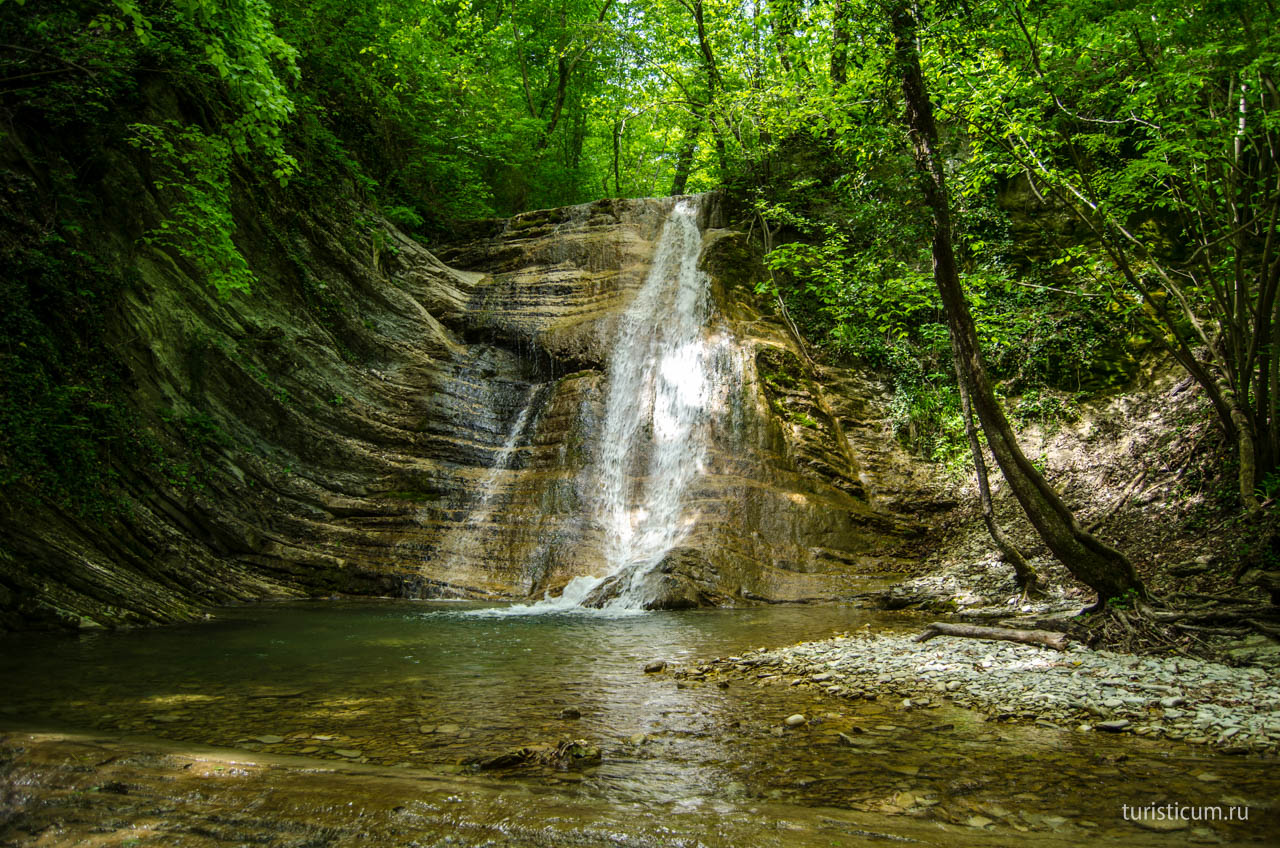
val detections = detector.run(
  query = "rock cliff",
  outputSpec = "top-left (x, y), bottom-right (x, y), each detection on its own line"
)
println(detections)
top-left (0, 186), bottom-right (945, 629)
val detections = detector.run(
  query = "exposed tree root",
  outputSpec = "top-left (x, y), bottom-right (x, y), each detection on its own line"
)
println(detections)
top-left (1078, 600), bottom-right (1280, 656)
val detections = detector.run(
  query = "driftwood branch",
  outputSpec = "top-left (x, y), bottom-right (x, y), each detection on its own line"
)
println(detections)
top-left (913, 621), bottom-right (1071, 651)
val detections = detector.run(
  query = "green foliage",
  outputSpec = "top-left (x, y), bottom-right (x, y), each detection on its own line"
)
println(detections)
top-left (1257, 472), bottom-right (1280, 503)
top-left (170, 0), bottom-right (299, 180)
top-left (0, 181), bottom-right (138, 516)
top-left (747, 162), bottom-right (1125, 464)
top-left (1106, 588), bottom-right (1142, 610)
top-left (383, 205), bottom-right (424, 231)
top-left (2, 0), bottom-right (1272, 510)
top-left (112, 0), bottom-right (299, 179)
top-left (130, 122), bottom-right (254, 295)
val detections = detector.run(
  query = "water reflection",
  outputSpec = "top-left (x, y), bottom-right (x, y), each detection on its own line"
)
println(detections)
top-left (1, 600), bottom-right (1276, 843)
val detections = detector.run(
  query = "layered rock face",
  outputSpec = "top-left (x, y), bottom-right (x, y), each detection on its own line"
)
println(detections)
top-left (424, 196), bottom-right (939, 607)
top-left (0, 192), bottom-right (943, 629)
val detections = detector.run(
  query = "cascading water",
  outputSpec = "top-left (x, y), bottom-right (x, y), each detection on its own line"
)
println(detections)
top-left (431, 385), bottom-right (543, 577)
top-left (516, 196), bottom-right (742, 613)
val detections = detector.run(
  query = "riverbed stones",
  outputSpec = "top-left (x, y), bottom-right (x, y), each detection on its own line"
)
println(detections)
top-left (703, 631), bottom-right (1280, 753)
top-left (1131, 817), bottom-right (1189, 832)
top-left (644, 660), bottom-right (667, 673)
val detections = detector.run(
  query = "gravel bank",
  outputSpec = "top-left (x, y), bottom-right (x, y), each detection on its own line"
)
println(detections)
top-left (698, 631), bottom-right (1280, 755)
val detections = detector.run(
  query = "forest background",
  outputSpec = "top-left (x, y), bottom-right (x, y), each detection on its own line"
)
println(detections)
top-left (1, 0), bottom-right (1276, 564)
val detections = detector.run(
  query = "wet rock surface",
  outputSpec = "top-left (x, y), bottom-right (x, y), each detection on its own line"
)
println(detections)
top-left (6, 729), bottom-right (1221, 848)
top-left (2, 601), bottom-right (1277, 845)
top-left (1, 196), bottom-right (945, 630)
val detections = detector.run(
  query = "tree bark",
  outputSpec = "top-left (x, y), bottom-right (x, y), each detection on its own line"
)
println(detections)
top-left (890, 4), bottom-right (1145, 608)
top-left (669, 117), bottom-right (699, 196)
top-left (830, 0), bottom-right (849, 85)
top-left (611, 118), bottom-right (622, 196)
top-left (953, 358), bottom-right (1040, 594)
top-left (688, 0), bottom-right (729, 174)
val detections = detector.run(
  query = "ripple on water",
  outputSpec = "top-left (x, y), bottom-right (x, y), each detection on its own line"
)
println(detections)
top-left (1, 598), bottom-right (1276, 843)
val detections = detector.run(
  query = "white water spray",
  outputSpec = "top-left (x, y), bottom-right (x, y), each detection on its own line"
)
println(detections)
top-left (484, 196), bottom-right (740, 616)
top-left (590, 197), bottom-right (734, 607)
top-left (434, 387), bottom-right (540, 575)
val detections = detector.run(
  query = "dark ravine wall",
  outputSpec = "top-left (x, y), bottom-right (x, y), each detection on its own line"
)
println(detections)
top-left (0, 154), bottom-right (948, 629)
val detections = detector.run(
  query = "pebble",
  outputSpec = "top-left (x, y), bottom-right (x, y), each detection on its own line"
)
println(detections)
top-left (784, 714), bottom-right (806, 727)
top-left (707, 631), bottom-right (1280, 754)
top-left (253, 734), bottom-right (285, 744)
top-left (644, 660), bottom-right (667, 673)
top-left (333, 749), bottom-right (361, 758)
top-left (1132, 817), bottom-right (1189, 832)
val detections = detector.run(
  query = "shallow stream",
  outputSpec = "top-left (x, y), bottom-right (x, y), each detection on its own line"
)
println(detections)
top-left (1, 600), bottom-right (1276, 845)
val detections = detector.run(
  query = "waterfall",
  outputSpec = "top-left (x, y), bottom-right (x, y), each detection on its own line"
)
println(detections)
top-left (466, 196), bottom-right (738, 617)
top-left (588, 197), bottom-right (728, 606)
top-left (433, 385), bottom-right (542, 577)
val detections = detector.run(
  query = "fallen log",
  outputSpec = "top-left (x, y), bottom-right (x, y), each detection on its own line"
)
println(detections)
top-left (913, 621), bottom-right (1071, 651)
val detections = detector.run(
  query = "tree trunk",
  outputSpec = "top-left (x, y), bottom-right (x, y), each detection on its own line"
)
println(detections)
top-left (611, 118), bottom-right (622, 196)
top-left (689, 0), bottom-right (729, 176)
top-left (830, 0), bottom-right (849, 85)
top-left (890, 4), bottom-right (1145, 608)
top-left (669, 118), bottom-right (698, 196)
top-left (953, 358), bottom-right (1040, 594)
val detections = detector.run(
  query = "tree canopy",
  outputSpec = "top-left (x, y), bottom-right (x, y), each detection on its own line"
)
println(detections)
top-left (2, 0), bottom-right (1276, 527)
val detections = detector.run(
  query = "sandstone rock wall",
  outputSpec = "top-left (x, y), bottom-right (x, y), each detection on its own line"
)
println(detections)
top-left (0, 190), bottom-right (946, 629)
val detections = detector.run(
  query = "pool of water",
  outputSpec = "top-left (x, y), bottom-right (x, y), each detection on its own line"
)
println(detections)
top-left (1, 600), bottom-right (1276, 844)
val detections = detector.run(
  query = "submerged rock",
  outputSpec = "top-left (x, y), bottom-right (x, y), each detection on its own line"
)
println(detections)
top-left (468, 739), bottom-right (601, 771)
